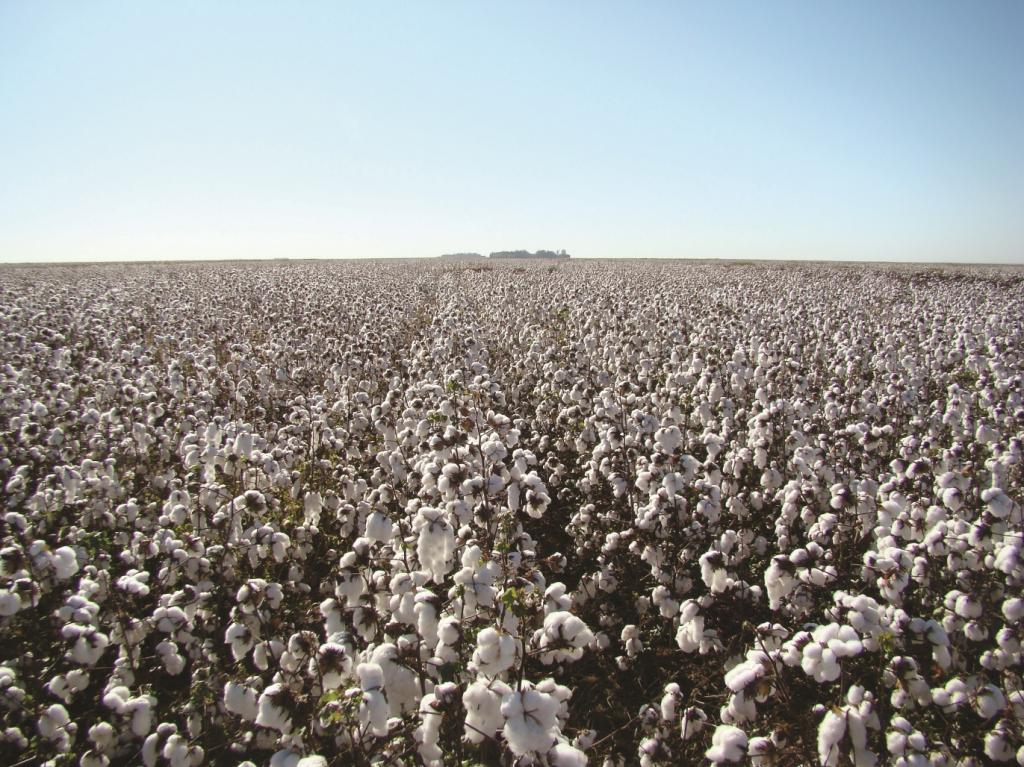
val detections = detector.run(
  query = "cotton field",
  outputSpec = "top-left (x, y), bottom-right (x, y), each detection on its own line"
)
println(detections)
top-left (1, 259), bottom-right (1023, 767)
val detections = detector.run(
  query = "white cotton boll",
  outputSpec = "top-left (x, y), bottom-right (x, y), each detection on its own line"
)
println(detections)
top-left (545, 582), bottom-right (573, 614)
top-left (975, 685), bottom-right (1006, 719)
top-left (549, 741), bottom-right (588, 767)
top-left (0, 590), bottom-right (21, 616)
top-left (225, 622), bottom-right (255, 661)
top-left (234, 432), bottom-right (253, 460)
top-left (223, 681), bottom-right (259, 721)
top-left (364, 512), bottom-right (394, 543)
top-left (818, 709), bottom-right (847, 766)
top-left (162, 734), bottom-right (192, 767)
top-left (156, 640), bottom-right (186, 675)
top-left (316, 643), bottom-right (352, 690)
top-left (463, 679), bottom-right (511, 743)
top-left (680, 706), bottom-right (708, 740)
top-left (724, 655), bottom-right (767, 693)
top-left (52, 546), bottom-right (79, 580)
top-left (38, 703), bottom-right (71, 740)
top-left (255, 684), bottom-right (293, 733)
top-left (414, 595), bottom-right (439, 648)
top-left (982, 487), bottom-right (1014, 519)
top-left (660, 683), bottom-right (682, 722)
top-left (303, 492), bottom-right (323, 528)
top-left (676, 613), bottom-right (706, 654)
top-left (501, 682), bottom-right (561, 756)
top-left (622, 625), bottom-right (643, 657)
top-left (536, 611), bottom-right (595, 664)
top-left (296, 757), bottom-right (328, 767)
top-left (416, 507), bottom-right (456, 584)
top-left (705, 724), bottom-right (748, 763)
top-left (415, 693), bottom-right (444, 765)
top-left (984, 728), bottom-right (1015, 762)
top-left (1002, 598), bottom-right (1024, 623)
top-left (764, 556), bottom-right (796, 611)
top-left (357, 663), bottom-right (389, 737)
top-left (266, 749), bottom-right (299, 765)
top-left (471, 627), bottom-right (518, 677)
top-left (954, 594), bottom-right (982, 619)
top-left (370, 643), bottom-right (421, 716)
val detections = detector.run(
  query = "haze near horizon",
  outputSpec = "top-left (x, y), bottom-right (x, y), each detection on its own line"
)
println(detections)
top-left (1, 1), bottom-right (1022, 264)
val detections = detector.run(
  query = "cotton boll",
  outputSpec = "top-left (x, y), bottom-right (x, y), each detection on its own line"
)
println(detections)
top-left (535, 611), bottom-right (595, 664)
top-left (974, 684), bottom-right (1006, 719)
top-left (223, 681), bottom-right (259, 721)
top-left (700, 551), bottom-right (729, 594)
top-left (356, 663), bottom-right (389, 737)
top-left (415, 693), bottom-right (444, 766)
top-left (470, 627), bottom-right (518, 677)
top-left (622, 625), bottom-right (643, 658)
top-left (296, 757), bottom-right (328, 767)
top-left (1003, 598), bottom-right (1024, 623)
top-left (463, 678), bottom-right (511, 743)
top-left (660, 683), bottom-right (682, 722)
top-left (415, 507), bottom-right (456, 584)
top-left (0, 589), bottom-right (21, 616)
top-left (38, 703), bottom-right (73, 741)
top-left (680, 706), bottom-right (708, 741)
top-left (706, 724), bottom-right (748, 763)
top-left (370, 643), bottom-right (421, 716)
top-left (764, 556), bottom-right (796, 611)
top-left (364, 511), bottom-right (394, 543)
top-left (316, 642), bottom-right (352, 690)
top-left (255, 684), bottom-right (294, 733)
top-left (982, 487), bottom-right (1014, 519)
top-left (501, 682), bottom-right (561, 756)
top-left (984, 724), bottom-right (1016, 762)
top-left (52, 546), bottom-right (80, 580)
top-left (548, 741), bottom-right (588, 767)
top-left (818, 709), bottom-right (846, 766)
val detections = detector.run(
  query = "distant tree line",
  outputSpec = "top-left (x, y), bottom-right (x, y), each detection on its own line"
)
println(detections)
top-left (489, 249), bottom-right (570, 259)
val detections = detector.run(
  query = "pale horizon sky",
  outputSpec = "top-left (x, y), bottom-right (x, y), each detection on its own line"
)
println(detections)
top-left (2, 1), bottom-right (1023, 264)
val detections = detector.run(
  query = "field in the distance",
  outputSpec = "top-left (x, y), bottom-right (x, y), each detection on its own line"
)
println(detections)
top-left (1, 260), bottom-right (1022, 766)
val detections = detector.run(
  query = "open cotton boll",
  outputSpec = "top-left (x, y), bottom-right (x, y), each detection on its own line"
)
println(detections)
top-left (470, 627), bottom-right (518, 677)
top-left (370, 643), bottom-right (421, 716)
top-left (364, 511), bottom-right (394, 543)
top-left (817, 709), bottom-right (846, 766)
top-left (548, 741), bottom-right (588, 766)
top-left (315, 642), bottom-right (352, 690)
top-left (982, 487), bottom-right (1014, 519)
top-left (501, 681), bottom-right (561, 756)
top-left (295, 757), bottom-right (328, 767)
top-left (254, 684), bottom-right (294, 733)
top-left (700, 551), bottom-right (729, 594)
top-left (1003, 598), bottom-right (1024, 623)
top-left (52, 546), bottom-right (79, 580)
top-left (535, 611), bottom-right (594, 664)
top-left (764, 556), bottom-right (796, 611)
top-left (660, 683), bottom-right (682, 722)
top-left (622, 625), bottom-right (643, 658)
top-left (357, 663), bottom-right (389, 737)
top-left (414, 694), bottom-right (444, 766)
top-left (724, 652), bottom-right (770, 694)
top-left (705, 724), bottom-right (748, 763)
top-left (415, 507), bottom-right (456, 584)
top-left (974, 684), bottom-right (1006, 719)
top-left (463, 678), bottom-right (511, 743)
top-left (37, 703), bottom-right (72, 740)
top-left (0, 589), bottom-right (21, 616)
top-left (223, 681), bottom-right (259, 721)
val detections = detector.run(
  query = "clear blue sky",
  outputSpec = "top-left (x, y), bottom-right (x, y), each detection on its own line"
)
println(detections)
top-left (2, 1), bottom-right (1022, 263)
